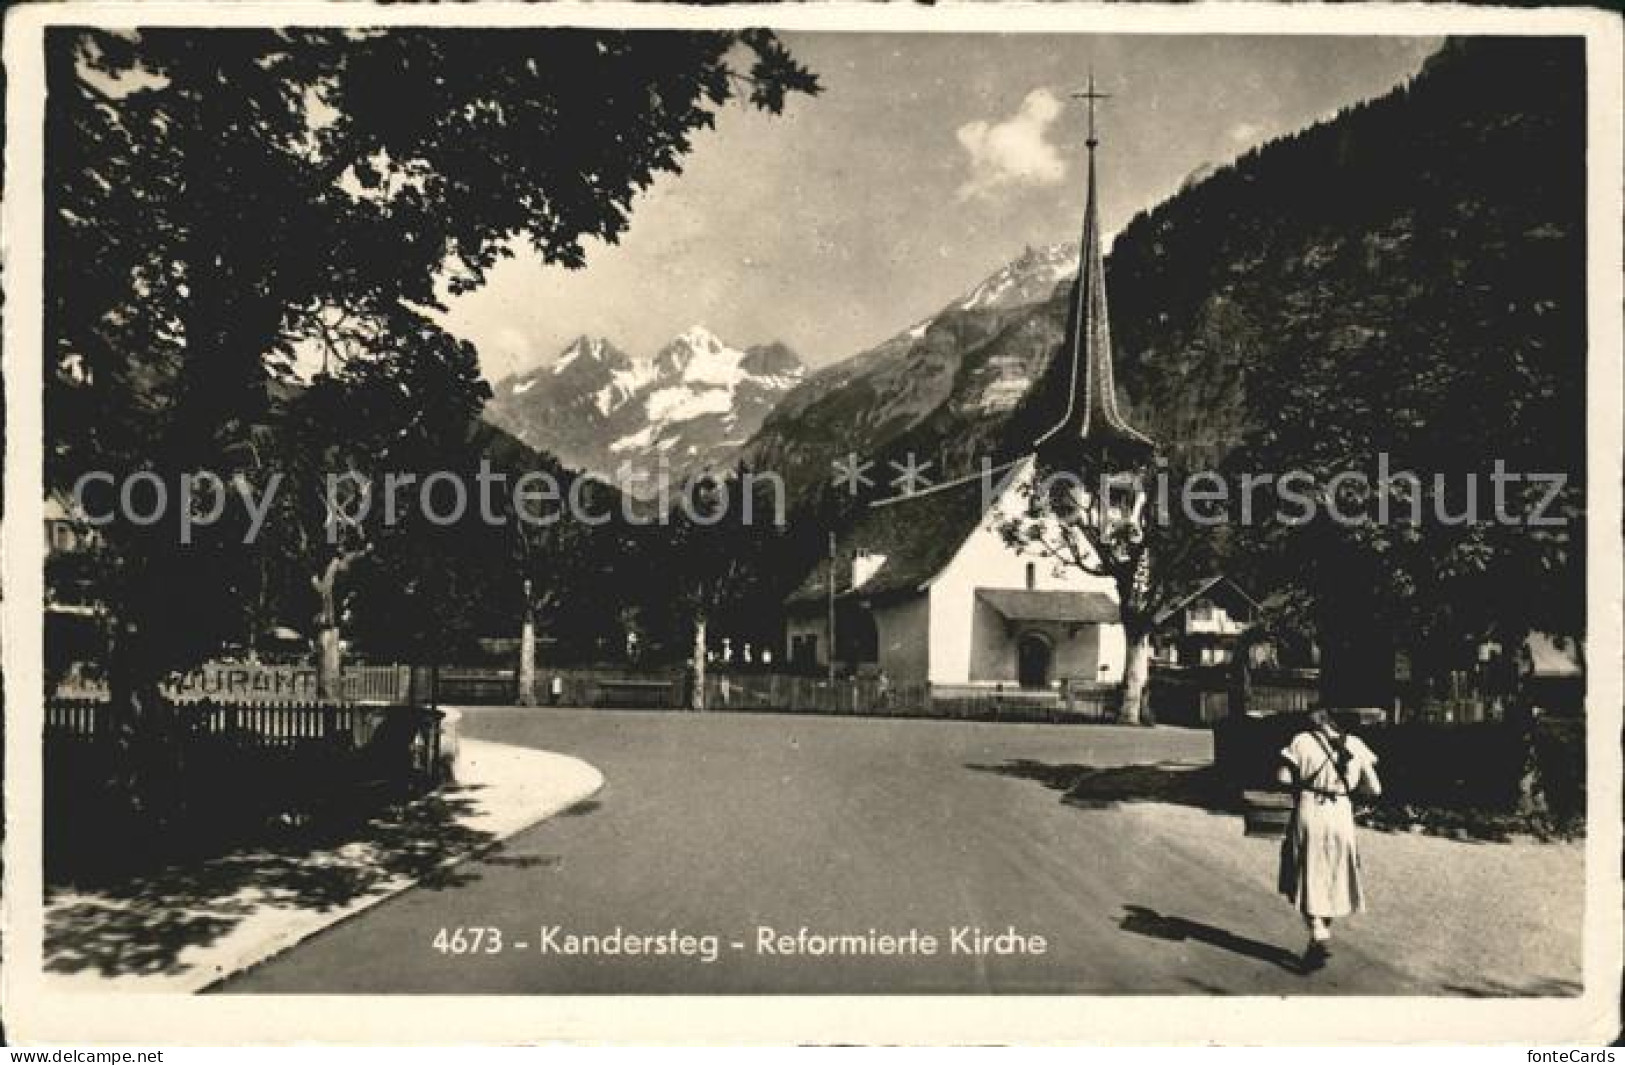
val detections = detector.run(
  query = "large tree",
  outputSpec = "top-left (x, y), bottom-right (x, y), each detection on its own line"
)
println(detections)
top-left (45, 28), bottom-right (819, 745)
top-left (509, 454), bottom-right (623, 701)
top-left (998, 451), bottom-right (1228, 724)
top-left (665, 467), bottom-right (788, 710)
top-left (266, 306), bottom-right (492, 698)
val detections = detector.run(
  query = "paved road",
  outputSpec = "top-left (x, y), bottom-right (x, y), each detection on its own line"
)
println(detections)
top-left (219, 707), bottom-right (1582, 995)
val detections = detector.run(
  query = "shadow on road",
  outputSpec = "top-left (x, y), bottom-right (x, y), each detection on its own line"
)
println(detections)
top-left (966, 759), bottom-right (1233, 813)
top-left (1441, 975), bottom-right (1582, 997)
top-left (1119, 904), bottom-right (1305, 975)
top-left (45, 784), bottom-right (498, 980)
top-left (477, 853), bottom-right (561, 869)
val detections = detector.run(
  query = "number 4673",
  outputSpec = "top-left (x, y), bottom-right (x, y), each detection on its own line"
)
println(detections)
top-left (432, 926), bottom-right (503, 955)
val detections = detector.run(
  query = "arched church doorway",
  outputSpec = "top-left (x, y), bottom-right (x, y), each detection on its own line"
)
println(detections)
top-left (1017, 632), bottom-right (1053, 689)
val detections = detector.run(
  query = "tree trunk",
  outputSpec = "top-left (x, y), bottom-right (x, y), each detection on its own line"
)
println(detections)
top-left (517, 614), bottom-right (537, 706)
top-left (1228, 651), bottom-right (1254, 719)
top-left (1119, 628), bottom-right (1154, 726)
top-left (315, 624), bottom-right (343, 702)
top-left (313, 566), bottom-right (342, 703)
top-left (1496, 624), bottom-right (1546, 815)
top-left (105, 617), bottom-right (170, 817)
top-left (311, 555), bottom-right (350, 703)
top-left (690, 613), bottom-right (708, 712)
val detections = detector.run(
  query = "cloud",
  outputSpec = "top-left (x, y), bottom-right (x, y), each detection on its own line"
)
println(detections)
top-left (955, 89), bottom-right (1069, 201)
top-left (474, 325), bottom-right (531, 381)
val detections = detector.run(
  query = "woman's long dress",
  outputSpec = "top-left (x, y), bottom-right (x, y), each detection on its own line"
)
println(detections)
top-left (1277, 730), bottom-right (1376, 918)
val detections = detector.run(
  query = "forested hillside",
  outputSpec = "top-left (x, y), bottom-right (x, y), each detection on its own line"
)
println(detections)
top-left (1087, 35), bottom-right (1584, 692)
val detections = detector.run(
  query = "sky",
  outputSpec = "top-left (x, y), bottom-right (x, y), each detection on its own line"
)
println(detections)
top-left (438, 33), bottom-right (1442, 382)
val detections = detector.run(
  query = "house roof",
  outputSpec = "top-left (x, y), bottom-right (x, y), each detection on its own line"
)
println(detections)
top-left (784, 470), bottom-right (1000, 609)
top-left (1154, 575), bottom-right (1261, 627)
top-left (44, 492), bottom-right (78, 522)
top-left (977, 588), bottom-right (1119, 625)
top-left (1525, 632), bottom-right (1583, 677)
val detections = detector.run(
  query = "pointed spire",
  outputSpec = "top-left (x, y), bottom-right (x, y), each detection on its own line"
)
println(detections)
top-left (1035, 74), bottom-right (1154, 463)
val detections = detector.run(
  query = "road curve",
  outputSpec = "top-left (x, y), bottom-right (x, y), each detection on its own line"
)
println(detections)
top-left (218, 707), bottom-right (1582, 996)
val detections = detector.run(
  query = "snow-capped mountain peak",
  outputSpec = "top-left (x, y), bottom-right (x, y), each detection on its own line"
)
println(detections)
top-left (674, 323), bottom-right (726, 353)
top-left (657, 325), bottom-right (746, 386)
top-left (552, 335), bottom-right (618, 375)
top-left (486, 326), bottom-right (805, 492)
top-left (500, 336), bottom-right (652, 419)
top-left (955, 242), bottom-right (1079, 313)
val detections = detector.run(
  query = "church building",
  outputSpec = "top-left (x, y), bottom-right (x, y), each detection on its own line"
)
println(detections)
top-left (784, 79), bottom-right (1154, 692)
top-left (783, 458), bottom-right (1126, 689)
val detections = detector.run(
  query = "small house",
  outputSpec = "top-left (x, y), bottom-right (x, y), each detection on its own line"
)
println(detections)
top-left (1152, 576), bottom-right (1261, 667)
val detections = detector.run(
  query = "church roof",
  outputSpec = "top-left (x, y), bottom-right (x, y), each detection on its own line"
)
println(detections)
top-left (784, 472), bottom-right (995, 609)
top-left (1033, 83), bottom-right (1154, 462)
top-left (977, 588), bottom-right (1119, 625)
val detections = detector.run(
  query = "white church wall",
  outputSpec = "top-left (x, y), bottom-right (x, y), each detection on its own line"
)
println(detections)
top-left (967, 595), bottom-right (1015, 683)
top-left (965, 458), bottom-right (1123, 595)
top-left (926, 458), bottom-right (1122, 685)
top-left (965, 613), bottom-right (1123, 687)
top-left (926, 578), bottom-right (975, 685)
top-left (1053, 622), bottom-right (1106, 684)
top-left (874, 596), bottom-right (930, 686)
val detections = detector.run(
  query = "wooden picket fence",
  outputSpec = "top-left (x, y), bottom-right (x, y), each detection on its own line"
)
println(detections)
top-left (696, 673), bottom-right (1120, 723)
top-left (525, 667), bottom-right (684, 708)
top-left (434, 667), bottom-right (521, 705)
top-left (178, 701), bottom-right (359, 745)
top-left (430, 666), bottom-right (1130, 722)
top-left (43, 697), bottom-right (112, 741)
top-left (1156, 665), bottom-right (1527, 727)
top-left (52, 662), bottom-right (1135, 725)
top-left (343, 664), bottom-right (414, 704)
top-left (463, 665), bottom-right (1526, 725)
top-left (1240, 684), bottom-right (1319, 716)
top-left (337, 665), bottom-right (1131, 721)
top-left (702, 673), bottom-right (887, 715)
top-left (45, 697), bottom-right (446, 783)
top-left (1151, 665), bottom-right (1322, 726)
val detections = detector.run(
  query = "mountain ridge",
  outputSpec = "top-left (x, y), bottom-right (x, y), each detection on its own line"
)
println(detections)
top-left (485, 325), bottom-right (806, 487)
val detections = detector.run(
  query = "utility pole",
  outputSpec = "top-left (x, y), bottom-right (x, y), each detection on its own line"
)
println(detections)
top-left (827, 530), bottom-right (837, 685)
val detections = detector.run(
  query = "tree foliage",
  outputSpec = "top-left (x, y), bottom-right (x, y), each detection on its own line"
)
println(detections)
top-left (44, 27), bottom-right (818, 706)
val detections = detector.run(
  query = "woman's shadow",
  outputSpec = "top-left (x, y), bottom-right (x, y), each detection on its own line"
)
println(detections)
top-left (1119, 904), bottom-right (1307, 975)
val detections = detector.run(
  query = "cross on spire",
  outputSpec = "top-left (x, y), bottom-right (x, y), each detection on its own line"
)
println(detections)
top-left (1071, 71), bottom-right (1111, 149)
top-left (1033, 70), bottom-right (1155, 465)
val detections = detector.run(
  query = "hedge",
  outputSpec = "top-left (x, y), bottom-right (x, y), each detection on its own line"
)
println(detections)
top-left (1213, 711), bottom-right (1585, 822)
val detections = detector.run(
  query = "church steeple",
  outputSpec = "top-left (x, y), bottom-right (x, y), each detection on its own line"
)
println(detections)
top-left (1034, 74), bottom-right (1154, 462)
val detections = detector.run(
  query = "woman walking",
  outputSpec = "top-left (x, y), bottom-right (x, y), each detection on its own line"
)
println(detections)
top-left (1276, 709), bottom-right (1382, 971)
